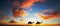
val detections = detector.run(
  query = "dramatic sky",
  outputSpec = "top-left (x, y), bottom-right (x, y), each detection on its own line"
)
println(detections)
top-left (0, 0), bottom-right (60, 24)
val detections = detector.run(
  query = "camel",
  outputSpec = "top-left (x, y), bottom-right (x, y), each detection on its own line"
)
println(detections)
top-left (28, 21), bottom-right (34, 24)
top-left (36, 22), bottom-right (42, 24)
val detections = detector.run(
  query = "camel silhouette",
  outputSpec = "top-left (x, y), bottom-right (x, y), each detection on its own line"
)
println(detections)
top-left (28, 21), bottom-right (34, 24)
top-left (36, 22), bottom-right (42, 24)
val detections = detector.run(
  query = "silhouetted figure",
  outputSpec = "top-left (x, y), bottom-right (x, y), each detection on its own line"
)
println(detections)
top-left (8, 20), bottom-right (17, 23)
top-left (28, 21), bottom-right (34, 24)
top-left (36, 22), bottom-right (42, 24)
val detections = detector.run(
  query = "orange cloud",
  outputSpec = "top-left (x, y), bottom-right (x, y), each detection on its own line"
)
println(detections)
top-left (40, 14), bottom-right (60, 20)
top-left (19, 10), bottom-right (28, 17)
top-left (20, 0), bottom-right (41, 8)
top-left (37, 9), bottom-right (60, 20)
top-left (13, 10), bottom-right (28, 18)
top-left (12, 0), bottom-right (46, 17)
top-left (12, 0), bottom-right (46, 8)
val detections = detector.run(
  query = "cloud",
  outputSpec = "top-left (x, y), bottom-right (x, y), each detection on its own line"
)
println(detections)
top-left (12, 9), bottom-right (28, 17)
top-left (37, 9), bottom-right (60, 20)
top-left (11, 0), bottom-right (46, 17)
top-left (12, 0), bottom-right (46, 9)
top-left (20, 0), bottom-right (41, 8)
